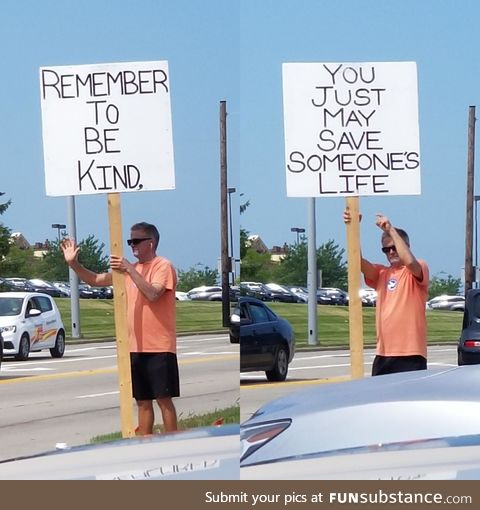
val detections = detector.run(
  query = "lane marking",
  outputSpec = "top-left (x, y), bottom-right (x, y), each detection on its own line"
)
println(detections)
top-left (0, 354), bottom-right (238, 385)
top-left (240, 375), bottom-right (352, 390)
top-left (76, 391), bottom-right (119, 399)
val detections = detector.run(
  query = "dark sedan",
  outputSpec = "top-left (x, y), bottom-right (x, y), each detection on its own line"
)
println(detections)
top-left (230, 297), bottom-right (295, 382)
top-left (458, 289), bottom-right (480, 365)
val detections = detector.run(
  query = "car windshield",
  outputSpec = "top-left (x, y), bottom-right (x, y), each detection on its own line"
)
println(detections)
top-left (0, 297), bottom-right (23, 316)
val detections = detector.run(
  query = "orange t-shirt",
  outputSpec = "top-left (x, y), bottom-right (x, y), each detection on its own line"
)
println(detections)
top-left (125, 256), bottom-right (177, 353)
top-left (365, 260), bottom-right (429, 358)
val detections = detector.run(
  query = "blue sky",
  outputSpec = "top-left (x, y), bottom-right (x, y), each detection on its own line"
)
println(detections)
top-left (0, 0), bottom-right (478, 280)
top-left (0, 0), bottom-right (239, 273)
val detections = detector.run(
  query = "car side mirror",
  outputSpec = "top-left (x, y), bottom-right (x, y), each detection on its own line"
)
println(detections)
top-left (28, 309), bottom-right (42, 317)
top-left (230, 313), bottom-right (240, 324)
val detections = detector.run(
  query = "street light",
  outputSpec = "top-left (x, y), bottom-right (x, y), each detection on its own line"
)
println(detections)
top-left (51, 223), bottom-right (66, 243)
top-left (227, 187), bottom-right (236, 284)
top-left (290, 226), bottom-right (305, 244)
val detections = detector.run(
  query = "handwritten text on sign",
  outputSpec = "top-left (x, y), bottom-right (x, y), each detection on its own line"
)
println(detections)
top-left (283, 62), bottom-right (420, 197)
top-left (40, 60), bottom-right (175, 196)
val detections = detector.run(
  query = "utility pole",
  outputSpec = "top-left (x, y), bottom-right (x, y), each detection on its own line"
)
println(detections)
top-left (220, 101), bottom-right (230, 327)
top-left (465, 106), bottom-right (476, 295)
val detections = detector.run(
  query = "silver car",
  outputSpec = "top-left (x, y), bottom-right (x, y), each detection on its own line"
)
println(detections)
top-left (240, 365), bottom-right (480, 478)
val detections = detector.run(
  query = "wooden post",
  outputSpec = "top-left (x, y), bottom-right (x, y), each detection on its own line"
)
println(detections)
top-left (345, 196), bottom-right (364, 379)
top-left (465, 106), bottom-right (476, 295)
top-left (107, 192), bottom-right (135, 437)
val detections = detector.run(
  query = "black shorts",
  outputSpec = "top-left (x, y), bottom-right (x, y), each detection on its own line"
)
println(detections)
top-left (372, 355), bottom-right (427, 376)
top-left (130, 352), bottom-right (180, 400)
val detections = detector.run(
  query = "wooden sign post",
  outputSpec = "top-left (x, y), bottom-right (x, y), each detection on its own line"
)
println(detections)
top-left (108, 192), bottom-right (134, 437)
top-left (345, 196), bottom-right (364, 379)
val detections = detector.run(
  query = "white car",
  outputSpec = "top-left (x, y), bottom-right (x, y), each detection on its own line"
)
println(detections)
top-left (0, 292), bottom-right (66, 361)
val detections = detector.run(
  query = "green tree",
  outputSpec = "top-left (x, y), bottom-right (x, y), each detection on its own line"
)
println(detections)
top-left (0, 245), bottom-right (39, 277)
top-left (177, 265), bottom-right (219, 292)
top-left (272, 239), bottom-right (348, 288)
top-left (428, 273), bottom-right (461, 299)
top-left (39, 235), bottom-right (109, 281)
top-left (0, 191), bottom-right (12, 260)
top-left (240, 248), bottom-right (275, 282)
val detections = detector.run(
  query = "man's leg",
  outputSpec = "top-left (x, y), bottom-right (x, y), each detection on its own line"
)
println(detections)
top-left (136, 399), bottom-right (155, 435)
top-left (156, 397), bottom-right (178, 432)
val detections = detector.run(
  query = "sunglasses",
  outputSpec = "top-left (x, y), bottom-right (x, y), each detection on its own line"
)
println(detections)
top-left (381, 245), bottom-right (397, 254)
top-left (127, 237), bottom-right (152, 246)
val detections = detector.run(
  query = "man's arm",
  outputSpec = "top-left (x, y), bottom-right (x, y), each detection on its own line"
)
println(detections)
top-left (376, 214), bottom-right (423, 280)
top-left (110, 255), bottom-right (165, 302)
top-left (61, 238), bottom-right (112, 286)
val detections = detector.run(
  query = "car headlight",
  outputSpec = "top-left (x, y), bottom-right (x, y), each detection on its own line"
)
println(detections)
top-left (0, 325), bottom-right (16, 334)
top-left (240, 419), bottom-right (291, 463)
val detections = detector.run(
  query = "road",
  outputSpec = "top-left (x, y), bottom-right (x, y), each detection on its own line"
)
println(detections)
top-left (0, 333), bottom-right (238, 461)
top-left (240, 345), bottom-right (458, 422)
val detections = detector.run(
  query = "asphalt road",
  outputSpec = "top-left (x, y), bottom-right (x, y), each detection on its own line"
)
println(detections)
top-left (240, 344), bottom-right (458, 422)
top-left (0, 333), bottom-right (238, 461)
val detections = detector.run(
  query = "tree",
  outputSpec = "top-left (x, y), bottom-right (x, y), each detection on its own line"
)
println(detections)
top-left (177, 265), bottom-right (218, 292)
top-left (41, 235), bottom-right (109, 281)
top-left (272, 239), bottom-right (348, 288)
top-left (428, 273), bottom-right (461, 300)
top-left (0, 191), bottom-right (12, 260)
top-left (240, 248), bottom-right (275, 282)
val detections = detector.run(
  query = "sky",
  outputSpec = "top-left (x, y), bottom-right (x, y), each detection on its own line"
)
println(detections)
top-left (0, 0), bottom-right (478, 280)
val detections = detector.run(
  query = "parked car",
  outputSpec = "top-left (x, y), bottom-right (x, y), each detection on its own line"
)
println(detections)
top-left (240, 365), bottom-right (480, 477)
top-left (4, 277), bottom-right (35, 292)
top-left (239, 282), bottom-right (273, 301)
top-left (175, 291), bottom-right (191, 301)
top-left (0, 292), bottom-right (65, 360)
top-left (0, 277), bottom-right (18, 292)
top-left (28, 279), bottom-right (63, 298)
top-left (231, 297), bottom-right (295, 381)
top-left (187, 286), bottom-right (223, 301)
top-left (0, 330), bottom-right (3, 370)
top-left (359, 287), bottom-right (377, 307)
top-left (458, 289), bottom-right (480, 365)
top-left (51, 281), bottom-right (71, 297)
top-left (287, 286), bottom-right (309, 303)
top-left (264, 283), bottom-right (301, 303)
top-left (316, 287), bottom-right (349, 305)
top-left (427, 294), bottom-right (465, 311)
top-left (77, 283), bottom-right (105, 299)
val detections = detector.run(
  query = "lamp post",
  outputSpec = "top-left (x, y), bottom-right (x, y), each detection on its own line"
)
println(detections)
top-left (51, 223), bottom-right (66, 243)
top-left (290, 226), bottom-right (305, 245)
top-left (227, 187), bottom-right (236, 284)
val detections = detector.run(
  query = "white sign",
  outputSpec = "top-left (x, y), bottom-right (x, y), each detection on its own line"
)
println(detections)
top-left (283, 62), bottom-right (420, 197)
top-left (40, 60), bottom-right (175, 196)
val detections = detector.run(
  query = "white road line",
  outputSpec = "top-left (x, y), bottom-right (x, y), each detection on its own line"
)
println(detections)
top-left (0, 366), bottom-right (53, 372)
top-left (75, 391), bottom-right (119, 399)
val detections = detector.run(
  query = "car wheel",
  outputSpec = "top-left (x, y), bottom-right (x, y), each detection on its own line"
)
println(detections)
top-left (50, 330), bottom-right (66, 358)
top-left (266, 346), bottom-right (288, 382)
top-left (15, 334), bottom-right (30, 361)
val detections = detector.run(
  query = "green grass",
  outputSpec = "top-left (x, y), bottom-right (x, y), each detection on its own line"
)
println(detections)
top-left (55, 298), bottom-right (463, 348)
top-left (55, 298), bottom-right (228, 339)
top-left (89, 404), bottom-right (240, 443)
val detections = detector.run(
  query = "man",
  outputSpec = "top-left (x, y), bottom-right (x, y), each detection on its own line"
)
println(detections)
top-left (344, 210), bottom-right (429, 376)
top-left (61, 222), bottom-right (179, 434)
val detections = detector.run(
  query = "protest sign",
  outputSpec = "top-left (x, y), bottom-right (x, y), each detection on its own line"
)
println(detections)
top-left (40, 60), bottom-right (175, 196)
top-left (283, 62), bottom-right (420, 197)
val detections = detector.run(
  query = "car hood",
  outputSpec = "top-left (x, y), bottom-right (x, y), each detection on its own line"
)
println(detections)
top-left (241, 366), bottom-right (480, 466)
top-left (0, 314), bottom-right (22, 325)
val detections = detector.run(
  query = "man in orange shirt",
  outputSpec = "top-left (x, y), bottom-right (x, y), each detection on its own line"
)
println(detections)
top-left (344, 211), bottom-right (429, 376)
top-left (61, 222), bottom-right (179, 434)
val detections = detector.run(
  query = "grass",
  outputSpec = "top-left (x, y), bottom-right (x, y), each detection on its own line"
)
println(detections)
top-left (55, 298), bottom-right (464, 348)
top-left (55, 298), bottom-right (227, 339)
top-left (89, 404), bottom-right (240, 443)
top-left (265, 302), bottom-right (464, 348)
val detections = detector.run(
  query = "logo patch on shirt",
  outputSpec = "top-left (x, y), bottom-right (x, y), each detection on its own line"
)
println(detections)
top-left (387, 278), bottom-right (398, 291)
